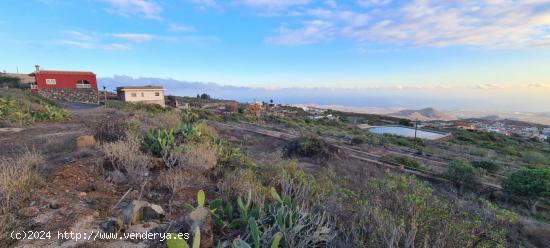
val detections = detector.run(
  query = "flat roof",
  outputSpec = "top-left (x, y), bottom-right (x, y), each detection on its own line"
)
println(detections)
top-left (116, 86), bottom-right (164, 90)
top-left (33, 70), bottom-right (95, 75)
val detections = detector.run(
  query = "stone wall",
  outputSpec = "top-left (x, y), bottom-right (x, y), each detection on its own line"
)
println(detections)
top-left (37, 88), bottom-right (99, 103)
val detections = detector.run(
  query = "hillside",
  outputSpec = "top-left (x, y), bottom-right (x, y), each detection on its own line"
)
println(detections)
top-left (390, 107), bottom-right (456, 121)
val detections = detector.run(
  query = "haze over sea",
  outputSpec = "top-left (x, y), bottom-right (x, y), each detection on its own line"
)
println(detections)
top-left (100, 75), bottom-right (550, 113)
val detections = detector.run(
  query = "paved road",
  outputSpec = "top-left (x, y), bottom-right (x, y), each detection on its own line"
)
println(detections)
top-left (57, 102), bottom-right (101, 113)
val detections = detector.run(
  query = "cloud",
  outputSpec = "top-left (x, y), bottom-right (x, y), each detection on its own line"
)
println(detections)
top-left (234, 0), bottom-right (311, 9)
top-left (56, 30), bottom-right (130, 51)
top-left (188, 0), bottom-right (222, 10)
top-left (98, 0), bottom-right (162, 20)
top-left (528, 83), bottom-right (550, 88)
top-left (112, 33), bottom-right (154, 42)
top-left (267, 0), bottom-right (550, 48)
top-left (357, 0), bottom-right (391, 7)
top-left (60, 30), bottom-right (98, 42)
top-left (56, 40), bottom-right (130, 51)
top-left (168, 23), bottom-right (196, 32)
top-left (266, 20), bottom-right (335, 45)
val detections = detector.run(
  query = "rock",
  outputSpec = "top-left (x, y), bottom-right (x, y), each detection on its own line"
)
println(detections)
top-left (121, 200), bottom-right (165, 225)
top-left (186, 207), bottom-right (213, 248)
top-left (48, 201), bottom-right (60, 209)
top-left (100, 218), bottom-right (124, 233)
top-left (79, 192), bottom-right (88, 197)
top-left (76, 135), bottom-right (96, 150)
top-left (19, 207), bottom-right (40, 217)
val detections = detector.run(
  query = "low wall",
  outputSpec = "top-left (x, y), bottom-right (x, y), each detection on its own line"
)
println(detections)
top-left (37, 88), bottom-right (99, 103)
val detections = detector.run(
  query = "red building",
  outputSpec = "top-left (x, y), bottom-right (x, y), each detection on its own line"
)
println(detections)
top-left (31, 66), bottom-right (97, 91)
top-left (30, 65), bottom-right (99, 103)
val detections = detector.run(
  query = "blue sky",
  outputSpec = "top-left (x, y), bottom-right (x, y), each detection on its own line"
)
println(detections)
top-left (1, 0), bottom-right (550, 95)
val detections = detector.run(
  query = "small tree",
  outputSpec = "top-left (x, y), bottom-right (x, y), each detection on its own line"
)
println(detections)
top-left (444, 160), bottom-right (483, 194)
top-left (200, 93), bottom-right (211, 100)
top-left (503, 168), bottom-right (550, 213)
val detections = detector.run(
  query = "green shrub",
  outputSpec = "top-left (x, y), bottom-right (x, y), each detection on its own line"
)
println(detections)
top-left (380, 154), bottom-right (424, 169)
top-left (503, 167), bottom-right (550, 212)
top-left (284, 136), bottom-right (335, 160)
top-left (444, 160), bottom-right (483, 193)
top-left (522, 151), bottom-right (549, 164)
top-left (471, 160), bottom-right (501, 173)
top-left (0, 89), bottom-right (68, 127)
top-left (141, 128), bottom-right (176, 156)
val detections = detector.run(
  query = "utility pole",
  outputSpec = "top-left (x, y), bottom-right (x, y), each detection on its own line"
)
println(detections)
top-left (413, 118), bottom-right (418, 150)
top-left (103, 86), bottom-right (107, 107)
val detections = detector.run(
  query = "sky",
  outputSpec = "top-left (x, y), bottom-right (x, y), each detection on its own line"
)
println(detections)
top-left (1, 0), bottom-right (550, 112)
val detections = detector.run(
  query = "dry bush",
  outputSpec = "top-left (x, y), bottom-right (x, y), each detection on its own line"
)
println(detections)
top-left (91, 111), bottom-right (129, 142)
top-left (129, 110), bottom-right (181, 130)
top-left (182, 141), bottom-right (218, 171)
top-left (195, 123), bottom-right (218, 139)
top-left (218, 168), bottom-right (266, 207)
top-left (160, 167), bottom-right (207, 194)
top-left (0, 150), bottom-right (44, 209)
top-left (100, 135), bottom-right (151, 187)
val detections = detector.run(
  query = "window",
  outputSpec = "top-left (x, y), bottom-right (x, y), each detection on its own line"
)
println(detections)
top-left (45, 79), bottom-right (56, 85)
top-left (76, 79), bottom-right (91, 88)
top-left (131, 93), bottom-right (137, 97)
top-left (155, 92), bottom-right (160, 96)
top-left (141, 92), bottom-right (144, 97)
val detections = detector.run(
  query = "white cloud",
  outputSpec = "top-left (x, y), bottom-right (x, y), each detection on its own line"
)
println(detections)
top-left (98, 0), bottom-right (162, 20)
top-left (57, 30), bottom-right (130, 51)
top-left (267, 0), bottom-right (550, 48)
top-left (168, 23), bottom-right (196, 32)
top-left (357, 0), bottom-right (391, 7)
top-left (60, 30), bottom-right (98, 42)
top-left (234, 0), bottom-right (311, 9)
top-left (188, 0), bottom-right (222, 10)
top-left (266, 20), bottom-right (335, 45)
top-left (56, 40), bottom-right (130, 51)
top-left (112, 33), bottom-right (154, 42)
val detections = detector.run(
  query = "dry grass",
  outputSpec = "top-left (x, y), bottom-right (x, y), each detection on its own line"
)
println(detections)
top-left (183, 141), bottom-right (218, 171)
top-left (0, 213), bottom-right (18, 247)
top-left (100, 134), bottom-right (151, 187)
top-left (0, 149), bottom-right (44, 209)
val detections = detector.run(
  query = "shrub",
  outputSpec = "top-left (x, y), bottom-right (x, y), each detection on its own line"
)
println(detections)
top-left (100, 135), bottom-right (151, 187)
top-left (91, 112), bottom-right (130, 142)
top-left (0, 89), bottom-right (68, 127)
top-left (183, 141), bottom-right (218, 171)
top-left (284, 136), bottom-right (335, 160)
top-left (471, 160), bottom-right (501, 173)
top-left (380, 154), bottom-right (423, 169)
top-left (0, 75), bottom-right (28, 89)
top-left (522, 151), bottom-right (549, 165)
top-left (353, 173), bottom-right (511, 247)
top-left (444, 160), bottom-right (483, 194)
top-left (503, 168), bottom-right (550, 213)
top-left (0, 150), bottom-right (44, 209)
top-left (160, 167), bottom-right (206, 194)
top-left (350, 135), bottom-right (367, 145)
top-left (142, 128), bottom-right (176, 156)
top-left (216, 140), bottom-right (251, 168)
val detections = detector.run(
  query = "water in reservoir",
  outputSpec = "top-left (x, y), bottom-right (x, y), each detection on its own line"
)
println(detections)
top-left (368, 126), bottom-right (449, 140)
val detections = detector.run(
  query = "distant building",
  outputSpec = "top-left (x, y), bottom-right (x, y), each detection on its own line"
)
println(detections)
top-left (116, 86), bottom-right (165, 107)
top-left (30, 65), bottom-right (99, 103)
top-left (451, 120), bottom-right (475, 130)
top-left (166, 95), bottom-right (188, 109)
